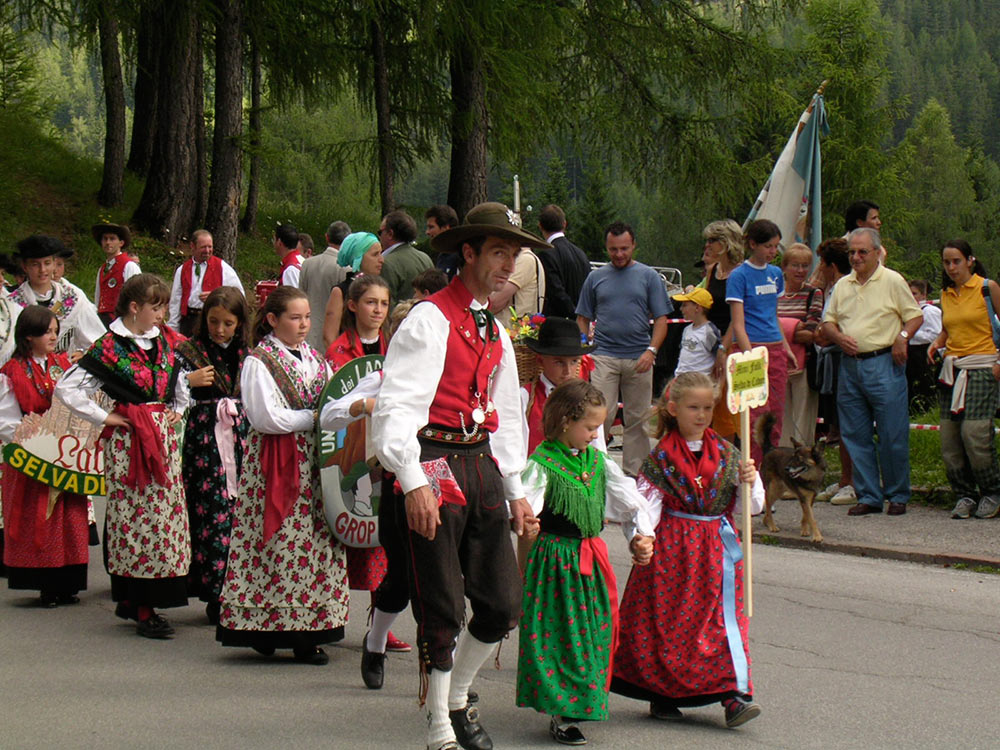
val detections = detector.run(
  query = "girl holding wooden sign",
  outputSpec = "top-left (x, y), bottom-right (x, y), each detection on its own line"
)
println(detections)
top-left (611, 372), bottom-right (765, 729)
top-left (0, 306), bottom-right (88, 607)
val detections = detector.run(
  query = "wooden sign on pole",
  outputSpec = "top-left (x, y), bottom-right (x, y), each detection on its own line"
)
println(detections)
top-left (725, 346), bottom-right (769, 617)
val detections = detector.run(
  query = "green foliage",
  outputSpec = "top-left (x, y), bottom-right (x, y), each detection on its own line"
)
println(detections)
top-left (891, 99), bottom-right (975, 280)
top-left (0, 12), bottom-right (40, 112)
top-left (788, 0), bottom-right (910, 241)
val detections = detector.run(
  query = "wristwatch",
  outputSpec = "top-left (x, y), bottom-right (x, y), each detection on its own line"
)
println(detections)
top-left (898, 330), bottom-right (910, 340)
top-left (646, 346), bottom-right (658, 354)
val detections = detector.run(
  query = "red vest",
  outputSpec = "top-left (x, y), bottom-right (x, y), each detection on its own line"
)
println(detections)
top-left (279, 251), bottom-right (303, 285)
top-left (425, 278), bottom-right (504, 433)
top-left (97, 254), bottom-right (136, 314)
top-left (525, 378), bottom-right (547, 455)
top-left (179, 255), bottom-right (224, 316)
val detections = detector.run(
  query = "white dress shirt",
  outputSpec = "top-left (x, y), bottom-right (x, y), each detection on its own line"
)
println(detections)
top-left (319, 370), bottom-right (382, 432)
top-left (521, 452), bottom-right (654, 541)
top-left (55, 319), bottom-right (191, 423)
top-left (240, 334), bottom-right (329, 434)
top-left (279, 263), bottom-right (301, 289)
top-left (371, 296), bottom-right (526, 501)
top-left (168, 258), bottom-right (245, 328)
top-left (911, 300), bottom-right (943, 346)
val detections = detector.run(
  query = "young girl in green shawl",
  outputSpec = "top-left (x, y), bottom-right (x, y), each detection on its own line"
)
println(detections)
top-left (516, 379), bottom-right (655, 746)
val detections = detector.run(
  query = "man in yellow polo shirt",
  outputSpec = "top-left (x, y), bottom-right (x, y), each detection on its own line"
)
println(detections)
top-left (820, 228), bottom-right (923, 516)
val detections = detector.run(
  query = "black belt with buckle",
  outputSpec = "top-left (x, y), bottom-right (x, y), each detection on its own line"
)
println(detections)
top-left (849, 346), bottom-right (892, 360)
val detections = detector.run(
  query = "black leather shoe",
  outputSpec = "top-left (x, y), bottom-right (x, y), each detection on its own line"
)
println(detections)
top-left (136, 614), bottom-right (174, 639)
top-left (449, 705), bottom-right (493, 750)
top-left (649, 700), bottom-right (683, 721)
top-left (39, 593), bottom-right (59, 608)
top-left (293, 646), bottom-right (329, 665)
top-left (57, 593), bottom-right (81, 605)
top-left (361, 632), bottom-right (385, 689)
top-left (549, 716), bottom-right (587, 745)
top-left (115, 602), bottom-right (138, 621)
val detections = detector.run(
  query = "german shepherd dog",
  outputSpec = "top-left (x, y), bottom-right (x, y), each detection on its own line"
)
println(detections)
top-left (754, 412), bottom-right (827, 542)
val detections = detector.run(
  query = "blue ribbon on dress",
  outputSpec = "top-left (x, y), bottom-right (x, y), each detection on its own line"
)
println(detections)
top-left (666, 508), bottom-right (749, 693)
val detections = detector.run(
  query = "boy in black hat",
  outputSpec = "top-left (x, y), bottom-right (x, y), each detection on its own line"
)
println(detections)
top-left (8, 235), bottom-right (105, 360)
top-left (92, 222), bottom-right (140, 327)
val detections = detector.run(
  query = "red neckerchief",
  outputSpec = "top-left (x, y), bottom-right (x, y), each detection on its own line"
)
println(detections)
top-left (656, 428), bottom-right (725, 513)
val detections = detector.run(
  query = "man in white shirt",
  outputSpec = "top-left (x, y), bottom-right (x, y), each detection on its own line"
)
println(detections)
top-left (372, 202), bottom-right (548, 750)
top-left (274, 223), bottom-right (303, 288)
top-left (167, 230), bottom-right (244, 336)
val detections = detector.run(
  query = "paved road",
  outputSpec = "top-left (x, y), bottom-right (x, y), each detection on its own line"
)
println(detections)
top-left (2, 529), bottom-right (998, 749)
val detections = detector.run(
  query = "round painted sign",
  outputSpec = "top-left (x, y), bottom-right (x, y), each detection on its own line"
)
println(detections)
top-left (317, 354), bottom-right (383, 549)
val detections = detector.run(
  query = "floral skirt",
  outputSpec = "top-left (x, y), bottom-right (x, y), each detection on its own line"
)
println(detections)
top-left (182, 401), bottom-right (247, 603)
top-left (218, 428), bottom-right (348, 648)
top-left (516, 533), bottom-right (612, 721)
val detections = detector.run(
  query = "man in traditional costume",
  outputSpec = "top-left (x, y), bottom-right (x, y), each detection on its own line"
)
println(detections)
top-left (167, 230), bottom-right (244, 337)
top-left (372, 202), bottom-right (548, 750)
top-left (92, 222), bottom-right (140, 327)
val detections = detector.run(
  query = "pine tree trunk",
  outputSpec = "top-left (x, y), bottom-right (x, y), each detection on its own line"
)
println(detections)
top-left (205, 0), bottom-right (244, 264)
top-left (447, 40), bottom-right (488, 221)
top-left (126, 3), bottom-right (160, 178)
top-left (193, 23), bottom-right (207, 230)
top-left (372, 18), bottom-right (394, 215)
top-left (240, 39), bottom-right (261, 234)
top-left (131, 0), bottom-right (203, 243)
top-left (97, 4), bottom-right (125, 207)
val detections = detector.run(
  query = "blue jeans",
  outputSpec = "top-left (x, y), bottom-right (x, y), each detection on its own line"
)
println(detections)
top-left (837, 353), bottom-right (911, 508)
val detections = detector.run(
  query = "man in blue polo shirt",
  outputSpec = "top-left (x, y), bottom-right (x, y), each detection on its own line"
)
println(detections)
top-left (576, 221), bottom-right (672, 476)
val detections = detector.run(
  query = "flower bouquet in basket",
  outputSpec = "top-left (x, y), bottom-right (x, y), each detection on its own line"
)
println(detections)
top-left (510, 310), bottom-right (545, 385)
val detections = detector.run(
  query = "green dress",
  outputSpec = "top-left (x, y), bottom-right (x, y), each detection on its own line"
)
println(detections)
top-left (516, 441), bottom-right (614, 721)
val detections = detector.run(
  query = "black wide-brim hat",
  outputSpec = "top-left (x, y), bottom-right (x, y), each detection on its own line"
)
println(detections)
top-left (431, 202), bottom-right (552, 254)
top-left (14, 234), bottom-right (69, 260)
top-left (525, 316), bottom-right (595, 357)
top-left (91, 222), bottom-right (131, 248)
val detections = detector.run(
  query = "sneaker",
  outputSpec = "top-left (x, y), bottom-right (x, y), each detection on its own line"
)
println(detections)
top-left (723, 696), bottom-right (761, 728)
top-left (817, 482), bottom-right (840, 502)
top-left (830, 485), bottom-right (857, 505)
top-left (952, 497), bottom-right (977, 519)
top-left (975, 495), bottom-right (1000, 519)
top-left (385, 631), bottom-right (412, 653)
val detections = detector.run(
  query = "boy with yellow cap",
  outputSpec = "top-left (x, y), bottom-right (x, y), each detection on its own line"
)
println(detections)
top-left (672, 287), bottom-right (720, 377)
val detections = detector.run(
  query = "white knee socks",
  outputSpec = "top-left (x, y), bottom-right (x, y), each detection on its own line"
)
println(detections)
top-left (448, 633), bottom-right (495, 711)
top-left (366, 608), bottom-right (397, 653)
top-left (426, 668), bottom-right (455, 748)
